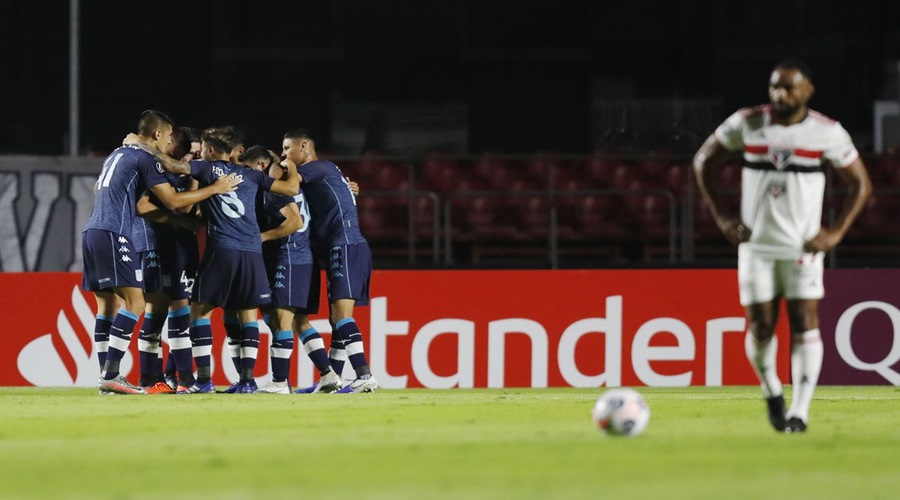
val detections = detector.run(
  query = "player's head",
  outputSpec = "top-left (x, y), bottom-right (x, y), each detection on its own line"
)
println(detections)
top-left (165, 127), bottom-right (193, 161)
top-left (180, 127), bottom-right (201, 160)
top-left (238, 145), bottom-right (278, 172)
top-left (137, 110), bottom-right (174, 151)
top-left (769, 60), bottom-right (815, 120)
top-left (199, 127), bottom-right (232, 161)
top-left (282, 129), bottom-right (316, 165)
top-left (206, 125), bottom-right (246, 163)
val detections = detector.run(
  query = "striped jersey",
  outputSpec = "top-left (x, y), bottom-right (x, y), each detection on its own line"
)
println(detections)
top-left (714, 105), bottom-right (859, 259)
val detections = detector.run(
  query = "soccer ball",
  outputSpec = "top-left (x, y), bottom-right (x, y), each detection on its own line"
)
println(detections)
top-left (591, 388), bottom-right (650, 436)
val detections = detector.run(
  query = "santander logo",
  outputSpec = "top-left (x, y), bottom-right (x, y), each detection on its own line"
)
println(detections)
top-left (17, 286), bottom-right (133, 387)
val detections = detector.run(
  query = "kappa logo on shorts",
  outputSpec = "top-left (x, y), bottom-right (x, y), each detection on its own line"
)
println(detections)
top-left (117, 236), bottom-right (128, 244)
top-left (121, 255), bottom-right (132, 262)
top-left (260, 293), bottom-right (271, 299)
top-left (118, 246), bottom-right (130, 253)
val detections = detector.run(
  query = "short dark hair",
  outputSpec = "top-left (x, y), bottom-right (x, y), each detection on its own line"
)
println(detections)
top-left (774, 59), bottom-right (813, 83)
top-left (137, 110), bottom-right (174, 136)
top-left (238, 145), bottom-right (272, 165)
top-left (200, 127), bottom-right (231, 154)
top-left (283, 129), bottom-right (314, 142)
top-left (206, 125), bottom-right (246, 150)
top-left (169, 127), bottom-right (192, 159)
top-left (180, 126), bottom-right (200, 143)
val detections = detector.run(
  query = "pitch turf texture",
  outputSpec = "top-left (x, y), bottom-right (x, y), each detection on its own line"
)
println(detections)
top-left (1, 387), bottom-right (897, 499)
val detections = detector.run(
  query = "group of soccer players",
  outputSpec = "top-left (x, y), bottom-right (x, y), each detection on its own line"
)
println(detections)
top-left (81, 110), bottom-right (377, 395)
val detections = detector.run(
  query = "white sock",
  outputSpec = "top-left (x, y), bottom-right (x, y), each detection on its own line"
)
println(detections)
top-left (744, 332), bottom-right (783, 398)
top-left (786, 329), bottom-right (823, 423)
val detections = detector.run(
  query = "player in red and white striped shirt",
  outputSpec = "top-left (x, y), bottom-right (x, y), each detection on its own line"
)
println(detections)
top-left (694, 60), bottom-right (872, 433)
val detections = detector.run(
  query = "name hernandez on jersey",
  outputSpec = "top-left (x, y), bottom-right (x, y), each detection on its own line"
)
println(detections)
top-left (714, 105), bottom-right (859, 259)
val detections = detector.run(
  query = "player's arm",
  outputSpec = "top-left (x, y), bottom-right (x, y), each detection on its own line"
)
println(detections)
top-left (693, 134), bottom-right (747, 245)
top-left (269, 158), bottom-right (301, 196)
top-left (149, 175), bottom-right (241, 211)
top-left (261, 202), bottom-right (304, 243)
top-left (804, 157), bottom-right (872, 252)
top-left (136, 193), bottom-right (202, 232)
top-left (129, 140), bottom-right (193, 176)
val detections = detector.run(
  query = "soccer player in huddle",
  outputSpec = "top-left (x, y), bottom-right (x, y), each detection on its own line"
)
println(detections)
top-left (694, 61), bottom-right (871, 432)
top-left (238, 145), bottom-right (342, 394)
top-left (136, 127), bottom-right (300, 394)
top-left (282, 130), bottom-right (378, 393)
top-left (83, 110), bottom-right (241, 394)
top-left (133, 126), bottom-right (203, 393)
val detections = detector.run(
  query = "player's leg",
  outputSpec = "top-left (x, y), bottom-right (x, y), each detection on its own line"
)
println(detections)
top-left (139, 291), bottom-right (171, 392)
top-left (782, 253), bottom-right (826, 432)
top-left (223, 308), bottom-right (243, 375)
top-left (234, 308), bottom-right (261, 393)
top-left (327, 243), bottom-right (377, 393)
top-left (259, 306), bottom-right (295, 394)
top-left (293, 313), bottom-right (342, 394)
top-left (179, 301), bottom-right (216, 394)
top-left (98, 285), bottom-right (147, 394)
top-left (166, 298), bottom-right (194, 391)
top-left (738, 247), bottom-right (784, 430)
top-left (92, 291), bottom-right (118, 372)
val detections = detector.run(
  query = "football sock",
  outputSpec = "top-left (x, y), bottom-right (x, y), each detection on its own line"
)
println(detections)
top-left (787, 329), bottom-right (823, 423)
top-left (239, 322), bottom-right (259, 382)
top-left (328, 324), bottom-right (347, 377)
top-left (137, 312), bottom-right (165, 386)
top-left (224, 316), bottom-right (242, 374)
top-left (93, 314), bottom-right (113, 371)
top-left (167, 306), bottom-right (194, 386)
top-left (101, 308), bottom-right (140, 380)
top-left (744, 332), bottom-right (782, 398)
top-left (271, 330), bottom-right (294, 383)
top-left (164, 353), bottom-right (175, 378)
top-left (336, 318), bottom-right (371, 378)
top-left (300, 327), bottom-right (333, 376)
top-left (191, 318), bottom-right (213, 384)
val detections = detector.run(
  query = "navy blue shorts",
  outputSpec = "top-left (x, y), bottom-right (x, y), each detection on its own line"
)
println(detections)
top-left (81, 229), bottom-right (144, 291)
top-left (141, 250), bottom-right (163, 293)
top-left (193, 248), bottom-right (271, 309)
top-left (265, 256), bottom-right (320, 312)
top-left (324, 243), bottom-right (371, 306)
top-left (158, 232), bottom-right (199, 301)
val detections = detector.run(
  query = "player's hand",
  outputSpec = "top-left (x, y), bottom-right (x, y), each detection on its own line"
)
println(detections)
top-left (717, 216), bottom-right (751, 245)
top-left (212, 173), bottom-right (242, 193)
top-left (122, 133), bottom-right (141, 146)
top-left (346, 177), bottom-right (360, 196)
top-left (280, 158), bottom-right (297, 171)
top-left (804, 227), bottom-right (843, 253)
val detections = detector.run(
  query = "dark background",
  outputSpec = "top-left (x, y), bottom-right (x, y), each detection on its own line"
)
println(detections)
top-left (1, 0), bottom-right (899, 156)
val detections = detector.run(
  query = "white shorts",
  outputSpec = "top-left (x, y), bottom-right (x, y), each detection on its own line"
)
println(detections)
top-left (737, 246), bottom-right (824, 306)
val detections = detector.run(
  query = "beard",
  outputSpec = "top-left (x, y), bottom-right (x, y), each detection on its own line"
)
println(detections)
top-left (772, 102), bottom-right (800, 121)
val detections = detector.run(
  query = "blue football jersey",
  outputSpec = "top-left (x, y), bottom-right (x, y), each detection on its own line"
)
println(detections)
top-left (190, 160), bottom-right (275, 252)
top-left (84, 146), bottom-right (169, 236)
top-left (260, 191), bottom-right (313, 265)
top-left (133, 171), bottom-right (195, 252)
top-left (296, 160), bottom-right (366, 247)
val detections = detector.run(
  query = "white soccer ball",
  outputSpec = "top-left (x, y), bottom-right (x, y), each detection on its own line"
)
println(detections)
top-left (591, 388), bottom-right (650, 436)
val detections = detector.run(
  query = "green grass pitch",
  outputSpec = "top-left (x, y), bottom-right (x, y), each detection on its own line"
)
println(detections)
top-left (1, 386), bottom-right (898, 499)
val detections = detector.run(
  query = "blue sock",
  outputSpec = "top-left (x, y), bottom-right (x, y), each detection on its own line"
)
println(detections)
top-left (102, 309), bottom-right (140, 380)
top-left (300, 327), bottom-right (332, 376)
top-left (239, 322), bottom-right (260, 382)
top-left (138, 312), bottom-right (166, 386)
top-left (94, 314), bottom-right (113, 371)
top-left (271, 330), bottom-right (294, 383)
top-left (167, 306), bottom-right (193, 385)
top-left (224, 316), bottom-right (242, 374)
top-left (190, 318), bottom-right (213, 383)
top-left (336, 318), bottom-right (370, 378)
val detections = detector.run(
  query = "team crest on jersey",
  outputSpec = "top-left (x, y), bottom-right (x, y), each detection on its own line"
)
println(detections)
top-left (156, 162), bottom-right (164, 174)
top-left (770, 148), bottom-right (792, 169)
top-left (767, 182), bottom-right (787, 198)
